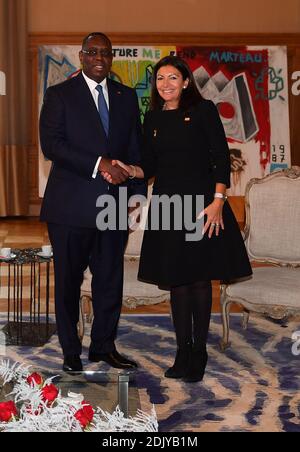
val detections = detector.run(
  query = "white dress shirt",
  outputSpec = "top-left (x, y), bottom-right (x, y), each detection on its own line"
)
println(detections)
top-left (82, 71), bottom-right (109, 179)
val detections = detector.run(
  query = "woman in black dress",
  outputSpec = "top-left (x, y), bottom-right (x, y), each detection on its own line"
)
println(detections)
top-left (102, 56), bottom-right (252, 382)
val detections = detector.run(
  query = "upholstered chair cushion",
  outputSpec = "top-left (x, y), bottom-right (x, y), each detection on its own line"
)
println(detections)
top-left (124, 229), bottom-right (144, 257)
top-left (227, 267), bottom-right (300, 307)
top-left (123, 258), bottom-right (169, 307)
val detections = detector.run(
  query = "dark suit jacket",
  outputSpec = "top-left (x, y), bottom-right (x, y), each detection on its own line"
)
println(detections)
top-left (39, 72), bottom-right (146, 228)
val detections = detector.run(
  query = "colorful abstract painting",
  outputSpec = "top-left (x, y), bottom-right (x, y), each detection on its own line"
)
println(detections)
top-left (38, 45), bottom-right (290, 196)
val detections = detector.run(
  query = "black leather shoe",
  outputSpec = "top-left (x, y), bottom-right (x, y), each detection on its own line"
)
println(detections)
top-left (63, 355), bottom-right (83, 372)
top-left (89, 350), bottom-right (138, 369)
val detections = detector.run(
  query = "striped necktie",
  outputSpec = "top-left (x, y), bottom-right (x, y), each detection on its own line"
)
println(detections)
top-left (96, 84), bottom-right (109, 136)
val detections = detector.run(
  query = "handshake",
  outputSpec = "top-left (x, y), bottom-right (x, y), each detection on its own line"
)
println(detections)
top-left (99, 158), bottom-right (133, 185)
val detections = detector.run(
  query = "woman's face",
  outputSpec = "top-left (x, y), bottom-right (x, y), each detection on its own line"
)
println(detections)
top-left (156, 65), bottom-right (189, 106)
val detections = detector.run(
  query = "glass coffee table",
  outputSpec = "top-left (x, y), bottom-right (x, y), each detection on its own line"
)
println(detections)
top-left (43, 370), bottom-right (139, 418)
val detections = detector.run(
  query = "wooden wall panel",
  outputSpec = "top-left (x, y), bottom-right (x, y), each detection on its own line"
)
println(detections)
top-left (27, 0), bottom-right (300, 34)
top-left (28, 33), bottom-right (300, 217)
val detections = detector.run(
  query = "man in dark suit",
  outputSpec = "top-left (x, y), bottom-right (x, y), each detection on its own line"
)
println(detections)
top-left (40, 32), bottom-right (146, 372)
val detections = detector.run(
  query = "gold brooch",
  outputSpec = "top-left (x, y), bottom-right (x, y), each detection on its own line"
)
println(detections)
top-left (153, 129), bottom-right (157, 137)
top-left (184, 117), bottom-right (191, 122)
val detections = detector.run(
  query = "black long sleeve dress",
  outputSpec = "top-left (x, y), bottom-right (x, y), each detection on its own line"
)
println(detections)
top-left (138, 100), bottom-right (252, 287)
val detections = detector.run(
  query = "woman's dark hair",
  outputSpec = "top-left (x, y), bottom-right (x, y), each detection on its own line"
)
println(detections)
top-left (150, 55), bottom-right (203, 111)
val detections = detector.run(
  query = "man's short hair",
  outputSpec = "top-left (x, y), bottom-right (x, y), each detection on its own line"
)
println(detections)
top-left (82, 32), bottom-right (112, 49)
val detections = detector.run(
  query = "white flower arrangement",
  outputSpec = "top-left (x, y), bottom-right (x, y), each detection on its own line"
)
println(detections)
top-left (0, 360), bottom-right (158, 433)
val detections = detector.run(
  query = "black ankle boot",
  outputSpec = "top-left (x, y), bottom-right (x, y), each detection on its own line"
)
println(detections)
top-left (183, 346), bottom-right (208, 383)
top-left (165, 345), bottom-right (192, 379)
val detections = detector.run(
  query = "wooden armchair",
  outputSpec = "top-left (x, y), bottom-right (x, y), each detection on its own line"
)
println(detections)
top-left (220, 167), bottom-right (300, 350)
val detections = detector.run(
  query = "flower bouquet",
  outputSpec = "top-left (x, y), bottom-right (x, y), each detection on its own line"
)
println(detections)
top-left (0, 360), bottom-right (158, 432)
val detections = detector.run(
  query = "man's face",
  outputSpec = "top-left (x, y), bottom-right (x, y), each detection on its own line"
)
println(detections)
top-left (79, 36), bottom-right (113, 83)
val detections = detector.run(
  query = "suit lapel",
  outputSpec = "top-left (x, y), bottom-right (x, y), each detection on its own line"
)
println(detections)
top-left (107, 78), bottom-right (123, 144)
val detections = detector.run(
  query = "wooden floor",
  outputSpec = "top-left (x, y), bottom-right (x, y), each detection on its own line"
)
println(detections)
top-left (0, 218), bottom-right (242, 314)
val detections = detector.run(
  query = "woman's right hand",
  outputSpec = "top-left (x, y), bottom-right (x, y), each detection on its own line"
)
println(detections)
top-left (112, 160), bottom-right (133, 175)
top-left (101, 160), bottom-right (144, 182)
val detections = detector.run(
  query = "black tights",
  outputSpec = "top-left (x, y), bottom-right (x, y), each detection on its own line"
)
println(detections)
top-left (170, 280), bottom-right (212, 349)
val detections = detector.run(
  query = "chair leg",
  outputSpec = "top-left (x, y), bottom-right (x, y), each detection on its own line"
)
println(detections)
top-left (242, 310), bottom-right (250, 330)
top-left (81, 294), bottom-right (94, 323)
top-left (220, 287), bottom-right (232, 351)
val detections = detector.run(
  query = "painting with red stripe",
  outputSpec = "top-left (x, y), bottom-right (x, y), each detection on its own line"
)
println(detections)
top-left (175, 45), bottom-right (290, 195)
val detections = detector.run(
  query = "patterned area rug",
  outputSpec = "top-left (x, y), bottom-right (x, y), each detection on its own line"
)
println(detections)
top-left (1, 314), bottom-right (300, 432)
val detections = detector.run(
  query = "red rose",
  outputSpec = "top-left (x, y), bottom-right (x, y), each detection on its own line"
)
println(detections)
top-left (0, 401), bottom-right (18, 422)
top-left (75, 401), bottom-right (94, 429)
top-left (27, 372), bottom-right (43, 387)
top-left (41, 384), bottom-right (59, 405)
